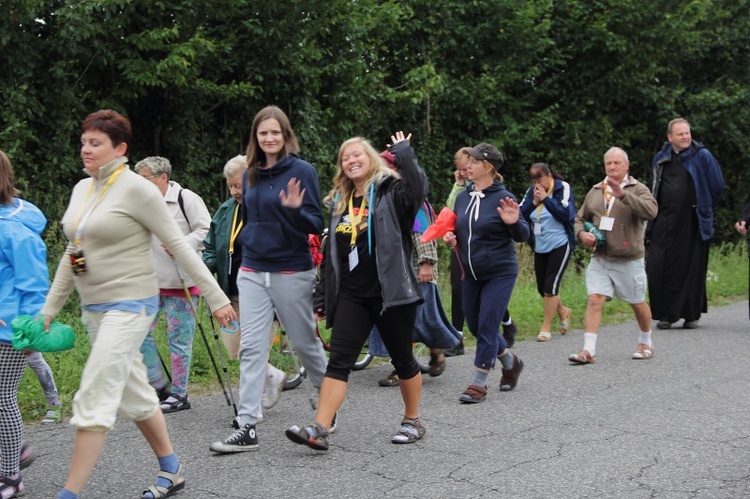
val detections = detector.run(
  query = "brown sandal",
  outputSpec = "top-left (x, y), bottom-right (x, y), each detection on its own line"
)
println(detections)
top-left (428, 351), bottom-right (445, 377)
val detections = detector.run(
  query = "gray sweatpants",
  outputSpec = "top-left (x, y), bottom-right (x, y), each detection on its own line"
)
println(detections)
top-left (236, 269), bottom-right (327, 426)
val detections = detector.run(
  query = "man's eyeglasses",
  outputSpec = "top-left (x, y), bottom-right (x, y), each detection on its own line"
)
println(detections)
top-left (141, 173), bottom-right (164, 181)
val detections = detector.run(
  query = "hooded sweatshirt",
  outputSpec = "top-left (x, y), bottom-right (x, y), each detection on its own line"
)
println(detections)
top-left (238, 154), bottom-right (324, 272)
top-left (453, 181), bottom-right (530, 280)
top-left (0, 198), bottom-right (49, 343)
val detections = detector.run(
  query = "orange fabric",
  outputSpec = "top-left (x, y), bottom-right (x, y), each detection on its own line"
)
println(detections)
top-left (420, 207), bottom-right (456, 242)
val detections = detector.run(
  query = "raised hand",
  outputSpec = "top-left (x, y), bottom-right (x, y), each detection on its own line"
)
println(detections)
top-left (388, 131), bottom-right (412, 147)
top-left (497, 197), bottom-right (520, 224)
top-left (279, 177), bottom-right (306, 208)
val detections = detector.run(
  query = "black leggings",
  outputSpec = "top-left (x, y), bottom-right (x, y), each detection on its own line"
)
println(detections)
top-left (326, 294), bottom-right (419, 382)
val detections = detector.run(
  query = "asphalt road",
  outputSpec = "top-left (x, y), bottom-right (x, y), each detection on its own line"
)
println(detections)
top-left (23, 301), bottom-right (750, 498)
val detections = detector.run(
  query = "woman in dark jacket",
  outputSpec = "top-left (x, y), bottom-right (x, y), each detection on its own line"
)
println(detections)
top-left (286, 131), bottom-right (429, 450)
top-left (444, 143), bottom-right (529, 404)
top-left (519, 163), bottom-right (576, 342)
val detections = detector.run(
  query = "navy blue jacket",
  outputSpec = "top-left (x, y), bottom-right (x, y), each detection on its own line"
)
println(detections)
top-left (519, 178), bottom-right (576, 251)
top-left (453, 181), bottom-right (530, 280)
top-left (651, 141), bottom-right (724, 241)
top-left (239, 154), bottom-right (324, 271)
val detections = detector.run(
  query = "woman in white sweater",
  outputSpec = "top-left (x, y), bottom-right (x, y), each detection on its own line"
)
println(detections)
top-left (41, 110), bottom-right (235, 499)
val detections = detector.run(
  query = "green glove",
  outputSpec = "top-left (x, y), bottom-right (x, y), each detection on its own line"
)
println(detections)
top-left (11, 315), bottom-right (76, 352)
top-left (583, 221), bottom-right (607, 250)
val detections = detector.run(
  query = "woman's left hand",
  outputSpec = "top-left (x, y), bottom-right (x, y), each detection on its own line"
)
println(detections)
top-left (279, 177), bottom-right (306, 208)
top-left (213, 304), bottom-right (238, 329)
top-left (389, 131), bottom-right (412, 147)
top-left (498, 197), bottom-right (520, 224)
top-left (418, 263), bottom-right (434, 283)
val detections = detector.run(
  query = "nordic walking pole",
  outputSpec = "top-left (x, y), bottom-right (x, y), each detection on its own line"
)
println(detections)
top-left (157, 348), bottom-right (173, 384)
top-left (173, 261), bottom-right (231, 406)
top-left (206, 307), bottom-right (238, 417)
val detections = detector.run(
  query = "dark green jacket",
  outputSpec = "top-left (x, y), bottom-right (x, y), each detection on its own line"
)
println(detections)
top-left (203, 197), bottom-right (240, 295)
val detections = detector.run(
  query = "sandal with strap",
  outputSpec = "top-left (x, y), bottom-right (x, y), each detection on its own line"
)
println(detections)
top-left (391, 418), bottom-right (426, 444)
top-left (0, 475), bottom-right (23, 498)
top-left (378, 370), bottom-right (400, 387)
top-left (142, 463), bottom-right (185, 499)
top-left (559, 307), bottom-right (572, 335)
top-left (41, 404), bottom-right (62, 424)
top-left (536, 332), bottom-right (552, 342)
top-left (632, 343), bottom-right (654, 360)
top-left (285, 422), bottom-right (330, 451)
top-left (568, 349), bottom-right (595, 364)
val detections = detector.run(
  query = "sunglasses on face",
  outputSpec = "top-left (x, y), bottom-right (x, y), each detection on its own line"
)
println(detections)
top-left (530, 173), bottom-right (544, 181)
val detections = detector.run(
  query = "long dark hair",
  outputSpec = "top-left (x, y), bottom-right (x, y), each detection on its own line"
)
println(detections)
top-left (245, 106), bottom-right (300, 186)
top-left (530, 162), bottom-right (565, 182)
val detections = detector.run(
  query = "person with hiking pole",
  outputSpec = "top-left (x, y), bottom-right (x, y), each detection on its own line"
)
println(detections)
top-left (136, 156), bottom-right (212, 413)
top-left (40, 110), bottom-right (235, 499)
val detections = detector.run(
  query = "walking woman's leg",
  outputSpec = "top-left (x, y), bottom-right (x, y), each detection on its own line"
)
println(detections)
top-left (269, 269), bottom-right (328, 389)
top-left (163, 295), bottom-right (197, 397)
top-left (0, 344), bottom-right (28, 478)
top-left (377, 304), bottom-right (420, 419)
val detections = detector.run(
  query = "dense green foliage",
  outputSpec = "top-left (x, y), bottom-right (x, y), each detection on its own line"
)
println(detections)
top-left (2, 0), bottom-right (749, 247)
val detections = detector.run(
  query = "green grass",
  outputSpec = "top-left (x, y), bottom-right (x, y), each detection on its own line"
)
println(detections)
top-left (18, 241), bottom-right (748, 423)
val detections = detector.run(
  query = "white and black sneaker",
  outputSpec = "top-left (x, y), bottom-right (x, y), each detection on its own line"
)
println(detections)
top-left (209, 424), bottom-right (259, 453)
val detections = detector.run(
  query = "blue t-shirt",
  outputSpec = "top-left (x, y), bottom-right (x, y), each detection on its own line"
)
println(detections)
top-left (532, 204), bottom-right (568, 253)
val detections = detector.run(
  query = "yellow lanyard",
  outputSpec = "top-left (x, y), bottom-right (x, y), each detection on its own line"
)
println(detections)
top-left (229, 204), bottom-right (243, 255)
top-left (535, 182), bottom-right (555, 221)
top-left (73, 165), bottom-right (127, 245)
top-left (348, 194), bottom-right (367, 248)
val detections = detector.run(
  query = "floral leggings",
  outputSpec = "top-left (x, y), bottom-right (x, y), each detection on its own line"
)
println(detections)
top-left (139, 295), bottom-right (197, 397)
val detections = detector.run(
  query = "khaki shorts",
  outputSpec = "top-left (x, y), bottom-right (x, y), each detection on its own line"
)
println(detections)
top-left (585, 256), bottom-right (647, 304)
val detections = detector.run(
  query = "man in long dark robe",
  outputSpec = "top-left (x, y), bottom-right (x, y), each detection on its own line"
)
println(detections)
top-left (647, 118), bottom-right (725, 329)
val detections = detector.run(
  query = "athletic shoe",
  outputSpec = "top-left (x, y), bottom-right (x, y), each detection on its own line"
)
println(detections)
top-left (285, 423), bottom-right (329, 451)
top-left (262, 365), bottom-right (286, 409)
top-left (683, 319), bottom-right (699, 329)
top-left (161, 394), bottom-right (191, 413)
top-left (444, 342), bottom-right (465, 357)
top-left (656, 321), bottom-right (673, 330)
top-left (40, 404), bottom-right (62, 424)
top-left (502, 321), bottom-right (518, 348)
top-left (209, 424), bottom-right (259, 453)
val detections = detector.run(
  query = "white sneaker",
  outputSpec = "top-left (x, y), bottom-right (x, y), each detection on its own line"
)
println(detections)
top-left (262, 365), bottom-right (286, 409)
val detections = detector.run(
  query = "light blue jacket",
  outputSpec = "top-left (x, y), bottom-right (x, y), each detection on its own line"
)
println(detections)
top-left (0, 198), bottom-right (49, 344)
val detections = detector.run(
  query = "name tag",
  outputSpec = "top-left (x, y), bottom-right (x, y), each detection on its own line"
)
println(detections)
top-left (348, 248), bottom-right (359, 270)
top-left (599, 216), bottom-right (615, 231)
top-left (534, 224), bottom-right (542, 235)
